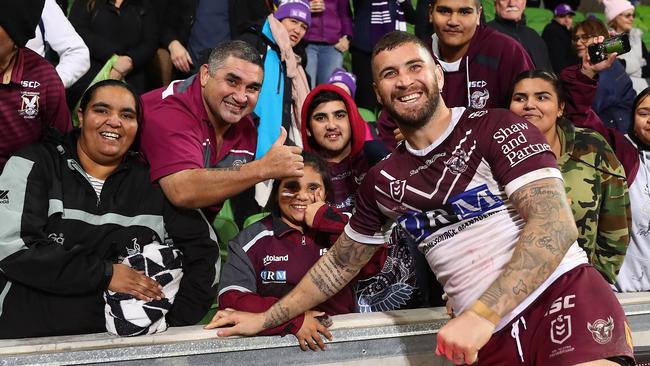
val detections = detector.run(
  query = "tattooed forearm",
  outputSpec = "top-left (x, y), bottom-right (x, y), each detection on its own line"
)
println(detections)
top-left (479, 177), bottom-right (578, 316)
top-left (263, 304), bottom-right (290, 329)
top-left (261, 233), bottom-right (379, 329)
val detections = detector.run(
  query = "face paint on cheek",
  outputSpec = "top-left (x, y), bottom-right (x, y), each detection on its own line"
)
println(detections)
top-left (281, 192), bottom-right (296, 198)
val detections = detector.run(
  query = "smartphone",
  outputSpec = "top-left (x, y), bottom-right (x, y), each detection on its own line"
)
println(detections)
top-left (588, 33), bottom-right (631, 64)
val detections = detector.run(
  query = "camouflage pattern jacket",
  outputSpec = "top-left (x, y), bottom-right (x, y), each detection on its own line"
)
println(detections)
top-left (557, 119), bottom-right (630, 283)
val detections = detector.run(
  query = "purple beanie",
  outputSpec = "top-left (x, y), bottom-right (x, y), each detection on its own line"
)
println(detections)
top-left (274, 0), bottom-right (312, 28)
top-left (327, 68), bottom-right (357, 97)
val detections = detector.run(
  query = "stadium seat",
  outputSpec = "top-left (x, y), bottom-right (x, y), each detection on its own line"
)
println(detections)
top-left (359, 107), bottom-right (377, 122)
top-left (243, 212), bottom-right (271, 229)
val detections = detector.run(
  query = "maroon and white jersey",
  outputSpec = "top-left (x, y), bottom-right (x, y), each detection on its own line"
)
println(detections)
top-left (346, 107), bottom-right (587, 330)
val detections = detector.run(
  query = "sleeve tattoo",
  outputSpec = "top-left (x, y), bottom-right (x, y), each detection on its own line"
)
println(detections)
top-left (262, 232), bottom-right (379, 329)
top-left (479, 177), bottom-right (578, 317)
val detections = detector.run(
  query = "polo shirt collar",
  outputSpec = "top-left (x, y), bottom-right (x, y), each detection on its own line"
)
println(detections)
top-left (188, 74), bottom-right (212, 127)
top-left (271, 215), bottom-right (303, 238)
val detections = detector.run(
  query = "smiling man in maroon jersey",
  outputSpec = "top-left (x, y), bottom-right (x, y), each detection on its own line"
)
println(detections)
top-left (206, 31), bottom-right (633, 366)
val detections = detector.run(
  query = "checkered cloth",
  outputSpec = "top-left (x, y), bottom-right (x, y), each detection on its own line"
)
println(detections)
top-left (104, 242), bottom-right (183, 336)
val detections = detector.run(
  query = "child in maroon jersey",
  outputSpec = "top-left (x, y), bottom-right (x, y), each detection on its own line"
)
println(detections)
top-left (210, 152), bottom-right (385, 351)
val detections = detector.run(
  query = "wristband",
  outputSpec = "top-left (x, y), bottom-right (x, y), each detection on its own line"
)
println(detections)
top-left (469, 300), bottom-right (501, 326)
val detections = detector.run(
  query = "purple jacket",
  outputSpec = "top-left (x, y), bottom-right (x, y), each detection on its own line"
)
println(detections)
top-left (304, 0), bottom-right (353, 45)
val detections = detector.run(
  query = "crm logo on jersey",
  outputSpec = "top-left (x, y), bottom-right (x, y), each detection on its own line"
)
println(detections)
top-left (261, 270), bottom-right (287, 283)
top-left (449, 184), bottom-right (503, 219)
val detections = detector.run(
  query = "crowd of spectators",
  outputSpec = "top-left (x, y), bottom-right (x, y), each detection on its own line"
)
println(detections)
top-left (1, 0), bottom-right (650, 364)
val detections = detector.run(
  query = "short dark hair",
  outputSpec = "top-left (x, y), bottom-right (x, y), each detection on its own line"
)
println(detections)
top-left (428, 0), bottom-right (481, 9)
top-left (510, 69), bottom-right (568, 106)
top-left (207, 40), bottom-right (264, 75)
top-left (79, 79), bottom-right (142, 123)
top-left (306, 90), bottom-right (346, 128)
top-left (372, 31), bottom-right (431, 62)
top-left (630, 87), bottom-right (650, 137)
top-left (266, 152), bottom-right (333, 217)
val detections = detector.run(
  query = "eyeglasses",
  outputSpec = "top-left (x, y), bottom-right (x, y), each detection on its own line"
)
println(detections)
top-left (573, 34), bottom-right (595, 42)
top-left (620, 12), bottom-right (635, 18)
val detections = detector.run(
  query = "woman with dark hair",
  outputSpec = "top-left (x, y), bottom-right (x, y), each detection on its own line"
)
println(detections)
top-left (0, 80), bottom-right (220, 338)
top-left (616, 87), bottom-right (650, 291)
top-left (509, 69), bottom-right (630, 284)
top-left (211, 151), bottom-right (385, 351)
top-left (571, 18), bottom-right (636, 134)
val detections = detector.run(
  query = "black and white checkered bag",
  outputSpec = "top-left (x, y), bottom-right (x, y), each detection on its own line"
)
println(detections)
top-left (104, 242), bottom-right (183, 336)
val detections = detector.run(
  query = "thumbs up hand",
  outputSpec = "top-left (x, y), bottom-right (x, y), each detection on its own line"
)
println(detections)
top-left (260, 127), bottom-right (304, 180)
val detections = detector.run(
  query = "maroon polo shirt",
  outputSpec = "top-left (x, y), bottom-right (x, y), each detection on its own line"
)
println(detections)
top-left (0, 47), bottom-right (71, 170)
top-left (140, 75), bottom-right (258, 212)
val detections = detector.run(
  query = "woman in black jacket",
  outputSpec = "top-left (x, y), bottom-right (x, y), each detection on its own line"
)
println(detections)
top-left (0, 80), bottom-right (220, 338)
top-left (67, 0), bottom-right (158, 106)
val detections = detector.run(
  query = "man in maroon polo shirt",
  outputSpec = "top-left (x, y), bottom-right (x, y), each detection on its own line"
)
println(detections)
top-left (140, 40), bottom-right (304, 218)
top-left (0, 0), bottom-right (71, 172)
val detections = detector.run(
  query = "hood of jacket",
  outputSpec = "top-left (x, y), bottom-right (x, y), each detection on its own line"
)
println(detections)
top-left (300, 84), bottom-right (366, 158)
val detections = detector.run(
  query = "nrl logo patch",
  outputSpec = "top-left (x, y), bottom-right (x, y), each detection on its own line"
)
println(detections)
top-left (550, 314), bottom-right (572, 344)
top-left (389, 179), bottom-right (406, 202)
top-left (587, 317), bottom-right (615, 344)
top-left (19, 92), bottom-right (40, 119)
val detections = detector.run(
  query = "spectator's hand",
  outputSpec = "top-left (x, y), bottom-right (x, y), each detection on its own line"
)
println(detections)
top-left (310, 0), bottom-right (325, 13)
top-left (204, 308), bottom-right (266, 337)
top-left (168, 40), bottom-right (193, 74)
top-left (260, 127), bottom-right (304, 180)
top-left (113, 55), bottom-right (134, 76)
top-left (580, 36), bottom-right (618, 79)
top-left (393, 127), bottom-right (404, 142)
top-left (334, 36), bottom-right (350, 53)
top-left (108, 263), bottom-right (163, 302)
top-left (304, 188), bottom-right (326, 227)
top-left (109, 67), bottom-right (124, 80)
top-left (295, 311), bottom-right (333, 351)
top-left (435, 309), bottom-right (494, 365)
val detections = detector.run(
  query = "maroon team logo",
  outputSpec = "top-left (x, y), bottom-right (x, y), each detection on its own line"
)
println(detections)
top-left (587, 317), bottom-right (614, 344)
top-left (550, 314), bottom-right (572, 344)
top-left (389, 180), bottom-right (407, 202)
top-left (19, 92), bottom-right (40, 119)
top-left (445, 150), bottom-right (469, 175)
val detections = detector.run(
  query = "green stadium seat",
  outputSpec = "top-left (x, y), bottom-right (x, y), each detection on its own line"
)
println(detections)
top-left (243, 212), bottom-right (271, 229)
top-left (359, 107), bottom-right (377, 122)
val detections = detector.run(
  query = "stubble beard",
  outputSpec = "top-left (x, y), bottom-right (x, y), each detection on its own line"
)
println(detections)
top-left (384, 87), bottom-right (440, 130)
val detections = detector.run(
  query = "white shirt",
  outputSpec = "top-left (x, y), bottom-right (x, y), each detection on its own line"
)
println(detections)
top-left (26, 0), bottom-right (90, 88)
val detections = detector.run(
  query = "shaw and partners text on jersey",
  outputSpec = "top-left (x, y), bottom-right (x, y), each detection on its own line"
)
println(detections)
top-left (493, 122), bottom-right (552, 167)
